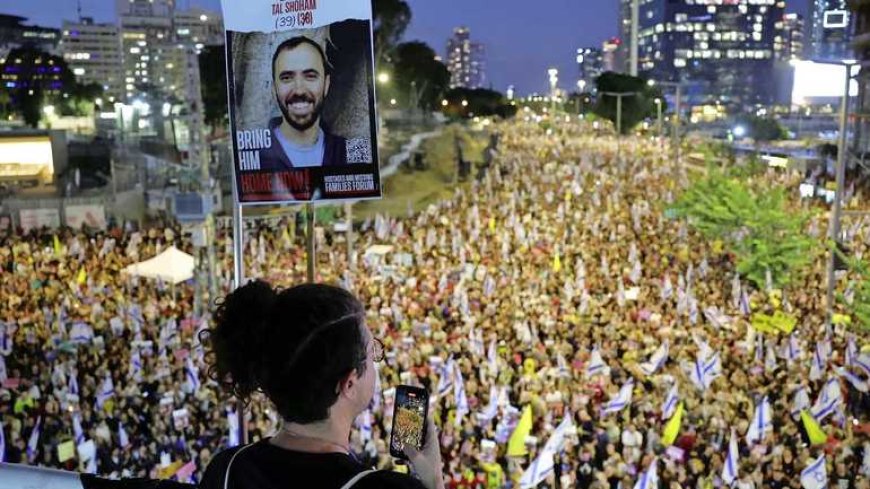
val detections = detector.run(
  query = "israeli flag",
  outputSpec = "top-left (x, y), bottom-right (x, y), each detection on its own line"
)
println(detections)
top-left (470, 328), bottom-right (485, 358)
top-left (477, 385), bottom-right (500, 426)
top-left (118, 421), bottom-right (130, 448)
top-left (811, 378), bottom-right (842, 422)
top-left (688, 358), bottom-right (707, 392)
top-left (26, 416), bottom-right (41, 463)
top-left (662, 383), bottom-right (679, 420)
top-left (800, 455), bottom-right (827, 489)
top-left (556, 353), bottom-right (571, 379)
top-left (519, 414), bottom-right (575, 489)
top-left (857, 353), bottom-right (870, 377)
top-left (72, 413), bottom-right (85, 444)
top-left (68, 322), bottom-right (94, 344)
top-left (95, 375), bottom-right (115, 409)
top-left (129, 350), bottom-right (143, 383)
top-left (689, 297), bottom-right (699, 325)
top-left (640, 341), bottom-right (669, 377)
top-left (791, 386), bottom-right (811, 419)
top-left (356, 409), bottom-right (373, 443)
top-left (585, 347), bottom-right (609, 378)
top-left (783, 335), bottom-right (801, 361)
top-left (809, 344), bottom-right (826, 382)
top-left (765, 344), bottom-right (778, 373)
top-left (661, 274), bottom-right (673, 301)
top-left (838, 367), bottom-right (868, 393)
top-left (68, 372), bottom-right (79, 397)
top-left (227, 409), bottom-right (240, 447)
top-left (437, 357), bottom-right (455, 397)
top-left (454, 364), bottom-right (469, 427)
top-left (755, 334), bottom-right (765, 363)
top-left (633, 458), bottom-right (658, 489)
top-left (693, 334), bottom-right (713, 363)
top-left (746, 396), bottom-right (772, 445)
top-left (184, 357), bottom-right (201, 392)
top-left (602, 379), bottom-right (634, 415)
top-left (0, 323), bottom-right (13, 356)
top-left (846, 337), bottom-right (858, 367)
top-left (739, 287), bottom-right (751, 316)
top-left (722, 429), bottom-right (739, 485)
top-left (702, 352), bottom-right (722, 388)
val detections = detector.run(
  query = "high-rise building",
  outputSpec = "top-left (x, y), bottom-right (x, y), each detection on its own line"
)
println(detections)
top-left (60, 18), bottom-right (123, 101)
top-left (173, 7), bottom-right (224, 47)
top-left (774, 13), bottom-right (805, 61)
top-left (636, 0), bottom-right (784, 109)
top-left (602, 38), bottom-right (621, 73)
top-left (118, 0), bottom-right (174, 101)
top-left (0, 14), bottom-right (60, 59)
top-left (446, 27), bottom-right (486, 89)
top-left (576, 47), bottom-right (604, 93)
top-left (810, 0), bottom-right (853, 61)
top-left (618, 0), bottom-right (632, 73)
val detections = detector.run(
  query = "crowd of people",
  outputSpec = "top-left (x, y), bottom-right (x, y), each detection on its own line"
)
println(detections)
top-left (1, 119), bottom-right (869, 489)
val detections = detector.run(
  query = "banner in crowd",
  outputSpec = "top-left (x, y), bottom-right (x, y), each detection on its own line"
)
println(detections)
top-left (65, 205), bottom-right (107, 230)
top-left (751, 311), bottom-right (797, 335)
top-left (220, 0), bottom-right (382, 204)
top-left (19, 208), bottom-right (61, 233)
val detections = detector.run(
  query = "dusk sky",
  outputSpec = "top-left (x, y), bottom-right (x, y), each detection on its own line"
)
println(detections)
top-left (4, 0), bottom-right (811, 95)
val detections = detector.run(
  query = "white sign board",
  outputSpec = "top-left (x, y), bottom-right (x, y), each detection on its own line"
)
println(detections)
top-left (65, 204), bottom-right (107, 230)
top-left (19, 208), bottom-right (61, 232)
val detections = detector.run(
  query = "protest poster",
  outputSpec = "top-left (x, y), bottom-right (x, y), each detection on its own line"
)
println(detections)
top-left (220, 0), bottom-right (382, 204)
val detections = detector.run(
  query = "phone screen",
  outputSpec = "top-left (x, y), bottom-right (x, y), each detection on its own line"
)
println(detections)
top-left (390, 386), bottom-right (428, 457)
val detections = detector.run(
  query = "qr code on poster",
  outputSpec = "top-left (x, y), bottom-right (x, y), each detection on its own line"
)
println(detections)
top-left (346, 138), bottom-right (372, 163)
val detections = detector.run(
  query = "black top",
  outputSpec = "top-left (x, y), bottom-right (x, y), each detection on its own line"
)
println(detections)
top-left (200, 440), bottom-right (426, 489)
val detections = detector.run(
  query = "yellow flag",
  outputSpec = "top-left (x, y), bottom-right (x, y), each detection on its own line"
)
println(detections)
top-left (801, 410), bottom-right (827, 446)
top-left (489, 217), bottom-right (496, 233)
top-left (76, 268), bottom-right (87, 285)
top-left (832, 314), bottom-right (852, 326)
top-left (552, 252), bottom-right (562, 273)
top-left (507, 405), bottom-right (533, 457)
top-left (662, 402), bottom-right (684, 446)
top-left (53, 235), bottom-right (62, 256)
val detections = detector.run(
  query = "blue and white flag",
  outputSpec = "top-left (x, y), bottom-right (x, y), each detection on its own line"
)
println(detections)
top-left (633, 458), bottom-right (659, 489)
top-left (556, 353), bottom-right (571, 379)
top-left (846, 337), bottom-right (858, 367)
top-left (371, 365), bottom-right (382, 413)
top-left (765, 344), bottom-right (778, 373)
top-left (856, 353), bottom-right (870, 377)
top-left (703, 307), bottom-right (731, 329)
top-left (722, 429), bottom-right (739, 485)
top-left (755, 334), bottom-right (764, 363)
top-left (662, 383), bottom-right (679, 420)
top-left (227, 409), bottom-right (240, 447)
top-left (640, 341), bottom-right (669, 377)
top-left (129, 350), bottom-right (143, 383)
top-left (739, 287), bottom-right (751, 316)
top-left (811, 378), bottom-right (842, 422)
top-left (68, 322), bottom-right (94, 344)
top-left (68, 372), bottom-right (79, 397)
top-left (810, 343), bottom-right (827, 381)
top-left (689, 297), bottom-right (699, 325)
top-left (470, 327), bottom-right (485, 358)
top-left (518, 413), bottom-right (575, 489)
top-left (184, 357), bottom-right (201, 392)
top-left (454, 363), bottom-right (469, 427)
top-left (96, 375), bottom-right (115, 409)
top-left (437, 357), bottom-right (455, 397)
top-left (118, 421), bottom-right (130, 448)
top-left (26, 416), bottom-right (41, 463)
top-left (791, 386), bottom-right (811, 419)
top-left (487, 339), bottom-right (498, 374)
top-left (661, 274), bottom-right (673, 301)
top-left (838, 367), bottom-right (868, 393)
top-left (782, 334), bottom-right (801, 361)
top-left (602, 379), bottom-right (634, 415)
top-left (477, 385), bottom-right (500, 426)
top-left (72, 413), bottom-right (85, 444)
top-left (746, 396), bottom-right (772, 445)
top-left (0, 323), bottom-right (13, 356)
top-left (800, 455), bottom-right (828, 489)
top-left (586, 347), bottom-right (610, 378)
top-left (356, 409), bottom-right (373, 443)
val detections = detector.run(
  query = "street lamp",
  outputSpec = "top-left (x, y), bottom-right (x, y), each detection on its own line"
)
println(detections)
top-left (461, 100), bottom-right (468, 107)
top-left (648, 79), bottom-right (686, 166)
top-left (548, 68), bottom-right (559, 112)
top-left (732, 125), bottom-right (746, 138)
top-left (377, 72), bottom-right (390, 84)
top-left (441, 99), bottom-right (449, 107)
top-left (654, 97), bottom-right (663, 145)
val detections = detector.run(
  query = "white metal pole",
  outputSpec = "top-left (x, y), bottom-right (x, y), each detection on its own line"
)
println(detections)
top-left (826, 66), bottom-right (852, 325)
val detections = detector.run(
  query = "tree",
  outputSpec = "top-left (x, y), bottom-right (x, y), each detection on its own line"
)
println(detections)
top-left (593, 72), bottom-right (658, 134)
top-left (441, 88), bottom-right (513, 119)
top-left (566, 92), bottom-right (596, 114)
top-left (739, 115), bottom-right (787, 142)
top-left (373, 0), bottom-right (412, 66)
top-left (391, 41), bottom-right (450, 111)
top-left (20, 87), bottom-right (43, 128)
top-left (671, 170), bottom-right (816, 289)
top-left (199, 45), bottom-right (229, 132)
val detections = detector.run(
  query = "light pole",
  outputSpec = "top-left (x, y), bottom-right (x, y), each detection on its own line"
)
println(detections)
top-left (648, 79), bottom-right (685, 166)
top-left (820, 59), bottom-right (858, 326)
top-left (654, 97), bottom-right (663, 146)
top-left (577, 80), bottom-right (587, 114)
top-left (601, 91), bottom-right (639, 162)
top-left (630, 0), bottom-right (639, 76)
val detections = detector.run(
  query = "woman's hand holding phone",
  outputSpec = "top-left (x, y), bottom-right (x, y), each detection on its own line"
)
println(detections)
top-left (402, 418), bottom-right (445, 489)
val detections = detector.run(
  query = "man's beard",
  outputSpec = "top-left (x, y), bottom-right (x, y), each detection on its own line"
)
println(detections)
top-left (278, 92), bottom-right (325, 132)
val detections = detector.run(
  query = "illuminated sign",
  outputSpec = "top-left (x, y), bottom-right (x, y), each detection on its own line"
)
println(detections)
top-left (823, 10), bottom-right (849, 29)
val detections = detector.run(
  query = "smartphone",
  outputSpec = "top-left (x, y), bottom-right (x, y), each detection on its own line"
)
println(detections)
top-left (389, 384), bottom-right (429, 459)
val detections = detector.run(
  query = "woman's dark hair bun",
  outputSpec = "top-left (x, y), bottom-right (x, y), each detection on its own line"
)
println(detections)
top-left (202, 279), bottom-right (277, 401)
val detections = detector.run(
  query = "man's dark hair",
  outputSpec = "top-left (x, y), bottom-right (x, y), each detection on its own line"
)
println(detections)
top-left (271, 36), bottom-right (332, 79)
top-left (202, 281), bottom-right (367, 424)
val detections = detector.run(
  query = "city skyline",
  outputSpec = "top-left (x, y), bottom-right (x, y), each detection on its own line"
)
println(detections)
top-left (5, 0), bottom-right (811, 95)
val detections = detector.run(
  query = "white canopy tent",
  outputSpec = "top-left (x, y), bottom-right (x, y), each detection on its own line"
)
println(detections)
top-left (121, 246), bottom-right (195, 285)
